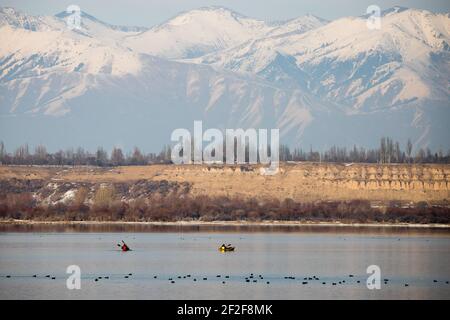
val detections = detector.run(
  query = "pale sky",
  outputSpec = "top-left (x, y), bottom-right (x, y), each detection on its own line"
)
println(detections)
top-left (0, 0), bottom-right (449, 27)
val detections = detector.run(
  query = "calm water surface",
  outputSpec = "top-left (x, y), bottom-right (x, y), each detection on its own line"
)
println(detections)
top-left (0, 224), bottom-right (449, 299)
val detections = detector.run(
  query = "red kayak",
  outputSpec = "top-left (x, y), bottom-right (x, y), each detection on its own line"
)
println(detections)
top-left (117, 241), bottom-right (131, 252)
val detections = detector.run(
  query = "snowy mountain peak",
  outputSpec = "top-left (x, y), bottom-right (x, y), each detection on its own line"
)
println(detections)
top-left (125, 6), bottom-right (272, 59)
top-left (360, 6), bottom-right (409, 19)
top-left (197, 7), bottom-right (449, 114)
top-left (125, 7), bottom-right (327, 59)
top-left (381, 6), bottom-right (409, 16)
top-left (0, 6), bottom-right (142, 92)
top-left (183, 5), bottom-right (247, 18)
top-left (54, 10), bottom-right (148, 33)
top-left (266, 14), bottom-right (327, 37)
top-left (152, 5), bottom-right (261, 30)
top-left (0, 6), bottom-right (61, 31)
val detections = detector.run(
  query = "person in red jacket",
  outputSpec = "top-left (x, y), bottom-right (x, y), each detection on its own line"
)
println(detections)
top-left (117, 240), bottom-right (131, 252)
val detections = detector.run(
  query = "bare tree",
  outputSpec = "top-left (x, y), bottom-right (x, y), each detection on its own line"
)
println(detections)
top-left (406, 139), bottom-right (413, 163)
top-left (415, 148), bottom-right (426, 163)
top-left (394, 141), bottom-right (401, 163)
top-left (34, 144), bottom-right (48, 165)
top-left (0, 141), bottom-right (5, 164)
top-left (111, 147), bottom-right (125, 166)
top-left (96, 147), bottom-right (109, 167)
top-left (130, 147), bottom-right (145, 165)
top-left (386, 137), bottom-right (394, 163)
top-left (14, 144), bottom-right (30, 165)
top-left (54, 150), bottom-right (65, 166)
top-left (74, 147), bottom-right (86, 166)
top-left (156, 145), bottom-right (172, 163)
top-left (379, 137), bottom-right (386, 163)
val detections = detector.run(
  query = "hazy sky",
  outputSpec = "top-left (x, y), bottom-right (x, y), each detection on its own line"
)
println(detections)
top-left (1, 0), bottom-right (449, 27)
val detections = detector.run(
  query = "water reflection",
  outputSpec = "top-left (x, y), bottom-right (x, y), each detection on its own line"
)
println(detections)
top-left (1, 222), bottom-right (449, 236)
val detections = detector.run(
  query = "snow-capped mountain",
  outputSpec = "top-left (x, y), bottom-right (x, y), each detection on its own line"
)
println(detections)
top-left (265, 14), bottom-right (327, 37)
top-left (55, 10), bottom-right (147, 33)
top-left (0, 6), bottom-right (330, 150)
top-left (0, 6), bottom-right (449, 151)
top-left (0, 7), bottom-right (63, 31)
top-left (198, 7), bottom-right (450, 112)
top-left (124, 6), bottom-right (270, 59)
top-left (0, 7), bottom-right (142, 78)
top-left (124, 6), bottom-right (325, 59)
top-left (0, 7), bottom-right (145, 116)
top-left (54, 9), bottom-right (147, 45)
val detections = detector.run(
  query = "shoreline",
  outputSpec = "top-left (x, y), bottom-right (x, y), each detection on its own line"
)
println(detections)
top-left (1, 219), bottom-right (449, 229)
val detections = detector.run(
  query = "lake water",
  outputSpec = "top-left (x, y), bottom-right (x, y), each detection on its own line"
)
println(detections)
top-left (0, 224), bottom-right (449, 299)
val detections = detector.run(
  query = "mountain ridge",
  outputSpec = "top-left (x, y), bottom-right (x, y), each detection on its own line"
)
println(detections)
top-left (0, 6), bottom-right (449, 152)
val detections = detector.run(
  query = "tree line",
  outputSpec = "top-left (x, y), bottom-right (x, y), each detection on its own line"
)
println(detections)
top-left (0, 137), bottom-right (449, 166)
top-left (279, 137), bottom-right (450, 164)
top-left (0, 141), bottom-right (172, 166)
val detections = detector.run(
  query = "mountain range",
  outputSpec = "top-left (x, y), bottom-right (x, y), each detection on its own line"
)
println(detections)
top-left (0, 5), bottom-right (449, 152)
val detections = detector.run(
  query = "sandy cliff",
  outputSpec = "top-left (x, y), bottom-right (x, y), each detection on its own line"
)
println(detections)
top-left (0, 163), bottom-right (449, 204)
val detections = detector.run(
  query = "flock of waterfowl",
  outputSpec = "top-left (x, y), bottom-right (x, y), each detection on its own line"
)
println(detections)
top-left (3, 272), bottom-right (449, 288)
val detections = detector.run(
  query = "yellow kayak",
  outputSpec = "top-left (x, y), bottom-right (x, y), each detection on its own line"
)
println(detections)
top-left (219, 246), bottom-right (235, 252)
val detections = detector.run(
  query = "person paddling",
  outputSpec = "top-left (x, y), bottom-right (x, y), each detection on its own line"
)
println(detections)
top-left (219, 243), bottom-right (234, 251)
top-left (117, 240), bottom-right (131, 252)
